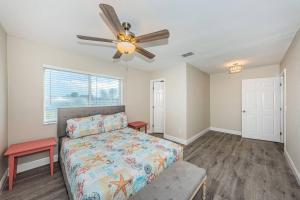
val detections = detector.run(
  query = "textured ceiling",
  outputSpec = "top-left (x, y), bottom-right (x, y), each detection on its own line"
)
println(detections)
top-left (0, 0), bottom-right (300, 73)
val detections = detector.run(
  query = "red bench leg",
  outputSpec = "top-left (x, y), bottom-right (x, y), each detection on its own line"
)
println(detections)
top-left (14, 157), bottom-right (18, 180)
top-left (8, 155), bottom-right (15, 191)
top-left (49, 146), bottom-right (54, 176)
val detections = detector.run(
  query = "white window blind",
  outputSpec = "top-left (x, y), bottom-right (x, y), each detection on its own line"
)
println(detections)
top-left (44, 68), bottom-right (122, 123)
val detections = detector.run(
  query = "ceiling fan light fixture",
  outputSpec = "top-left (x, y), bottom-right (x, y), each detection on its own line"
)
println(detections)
top-left (117, 41), bottom-right (136, 54)
top-left (77, 4), bottom-right (170, 59)
top-left (229, 63), bottom-right (243, 74)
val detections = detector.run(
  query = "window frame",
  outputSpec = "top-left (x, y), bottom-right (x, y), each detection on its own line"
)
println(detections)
top-left (43, 65), bottom-right (124, 124)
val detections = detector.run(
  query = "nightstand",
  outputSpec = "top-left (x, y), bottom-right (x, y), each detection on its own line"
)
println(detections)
top-left (128, 121), bottom-right (148, 133)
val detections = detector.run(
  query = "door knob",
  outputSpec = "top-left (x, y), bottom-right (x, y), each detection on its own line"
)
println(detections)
top-left (242, 110), bottom-right (246, 113)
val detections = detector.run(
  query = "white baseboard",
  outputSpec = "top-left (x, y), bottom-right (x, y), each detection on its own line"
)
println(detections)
top-left (0, 169), bottom-right (8, 192)
top-left (210, 127), bottom-right (241, 135)
top-left (164, 128), bottom-right (210, 145)
top-left (285, 150), bottom-right (300, 186)
top-left (16, 155), bottom-right (58, 173)
top-left (186, 128), bottom-right (210, 145)
top-left (146, 130), bottom-right (153, 134)
top-left (164, 134), bottom-right (187, 145)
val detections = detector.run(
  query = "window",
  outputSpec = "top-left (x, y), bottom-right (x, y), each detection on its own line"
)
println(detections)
top-left (44, 68), bottom-right (122, 123)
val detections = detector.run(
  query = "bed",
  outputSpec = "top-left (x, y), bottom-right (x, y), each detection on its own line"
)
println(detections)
top-left (57, 106), bottom-right (183, 200)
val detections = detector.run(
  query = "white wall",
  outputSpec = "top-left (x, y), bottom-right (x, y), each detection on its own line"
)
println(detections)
top-left (0, 23), bottom-right (8, 180)
top-left (151, 63), bottom-right (187, 140)
top-left (7, 36), bottom-right (150, 164)
top-left (186, 63), bottom-right (210, 139)
top-left (281, 29), bottom-right (300, 183)
top-left (151, 63), bottom-right (211, 144)
top-left (210, 65), bottom-right (280, 133)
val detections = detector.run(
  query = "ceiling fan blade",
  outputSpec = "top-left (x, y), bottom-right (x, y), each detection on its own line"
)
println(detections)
top-left (113, 51), bottom-right (122, 59)
top-left (77, 35), bottom-right (114, 43)
top-left (136, 29), bottom-right (170, 43)
top-left (135, 46), bottom-right (155, 59)
top-left (99, 4), bottom-right (124, 35)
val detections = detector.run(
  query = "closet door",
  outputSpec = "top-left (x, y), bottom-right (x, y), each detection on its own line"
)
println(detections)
top-left (242, 77), bottom-right (281, 142)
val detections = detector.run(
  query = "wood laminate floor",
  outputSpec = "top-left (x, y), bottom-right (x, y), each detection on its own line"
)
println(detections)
top-left (1, 131), bottom-right (300, 200)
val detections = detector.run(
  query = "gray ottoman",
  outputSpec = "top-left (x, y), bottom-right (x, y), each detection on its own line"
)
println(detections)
top-left (133, 160), bottom-right (207, 200)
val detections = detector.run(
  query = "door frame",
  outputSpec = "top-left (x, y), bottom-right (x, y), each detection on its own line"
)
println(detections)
top-left (150, 78), bottom-right (166, 134)
top-left (280, 69), bottom-right (287, 148)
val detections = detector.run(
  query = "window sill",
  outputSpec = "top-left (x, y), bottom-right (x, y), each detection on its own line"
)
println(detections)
top-left (44, 122), bottom-right (57, 125)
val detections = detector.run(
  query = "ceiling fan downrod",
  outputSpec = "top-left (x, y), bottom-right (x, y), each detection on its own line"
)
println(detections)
top-left (122, 22), bottom-right (131, 31)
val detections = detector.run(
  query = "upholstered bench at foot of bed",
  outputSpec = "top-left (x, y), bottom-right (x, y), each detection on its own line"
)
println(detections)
top-left (132, 160), bottom-right (207, 200)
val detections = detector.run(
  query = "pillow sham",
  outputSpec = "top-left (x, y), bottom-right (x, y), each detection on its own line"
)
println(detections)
top-left (102, 112), bottom-right (128, 132)
top-left (66, 114), bottom-right (104, 139)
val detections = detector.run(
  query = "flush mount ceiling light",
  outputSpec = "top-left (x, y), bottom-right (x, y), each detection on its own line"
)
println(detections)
top-left (229, 63), bottom-right (243, 74)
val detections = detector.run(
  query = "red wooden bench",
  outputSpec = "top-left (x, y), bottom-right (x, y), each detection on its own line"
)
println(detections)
top-left (5, 137), bottom-right (56, 191)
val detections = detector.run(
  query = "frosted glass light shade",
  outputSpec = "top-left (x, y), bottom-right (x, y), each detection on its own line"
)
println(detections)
top-left (229, 64), bottom-right (242, 74)
top-left (117, 42), bottom-right (136, 54)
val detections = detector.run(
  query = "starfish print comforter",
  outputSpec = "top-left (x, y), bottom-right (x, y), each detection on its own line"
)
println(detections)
top-left (61, 127), bottom-right (183, 200)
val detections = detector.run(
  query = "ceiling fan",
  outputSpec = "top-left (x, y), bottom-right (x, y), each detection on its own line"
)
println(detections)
top-left (77, 4), bottom-right (170, 59)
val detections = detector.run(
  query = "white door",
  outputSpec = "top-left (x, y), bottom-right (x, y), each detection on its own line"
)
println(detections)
top-left (280, 76), bottom-right (284, 143)
top-left (242, 77), bottom-right (281, 142)
top-left (153, 81), bottom-right (165, 133)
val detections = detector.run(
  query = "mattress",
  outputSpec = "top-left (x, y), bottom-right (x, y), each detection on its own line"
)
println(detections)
top-left (60, 127), bottom-right (183, 200)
